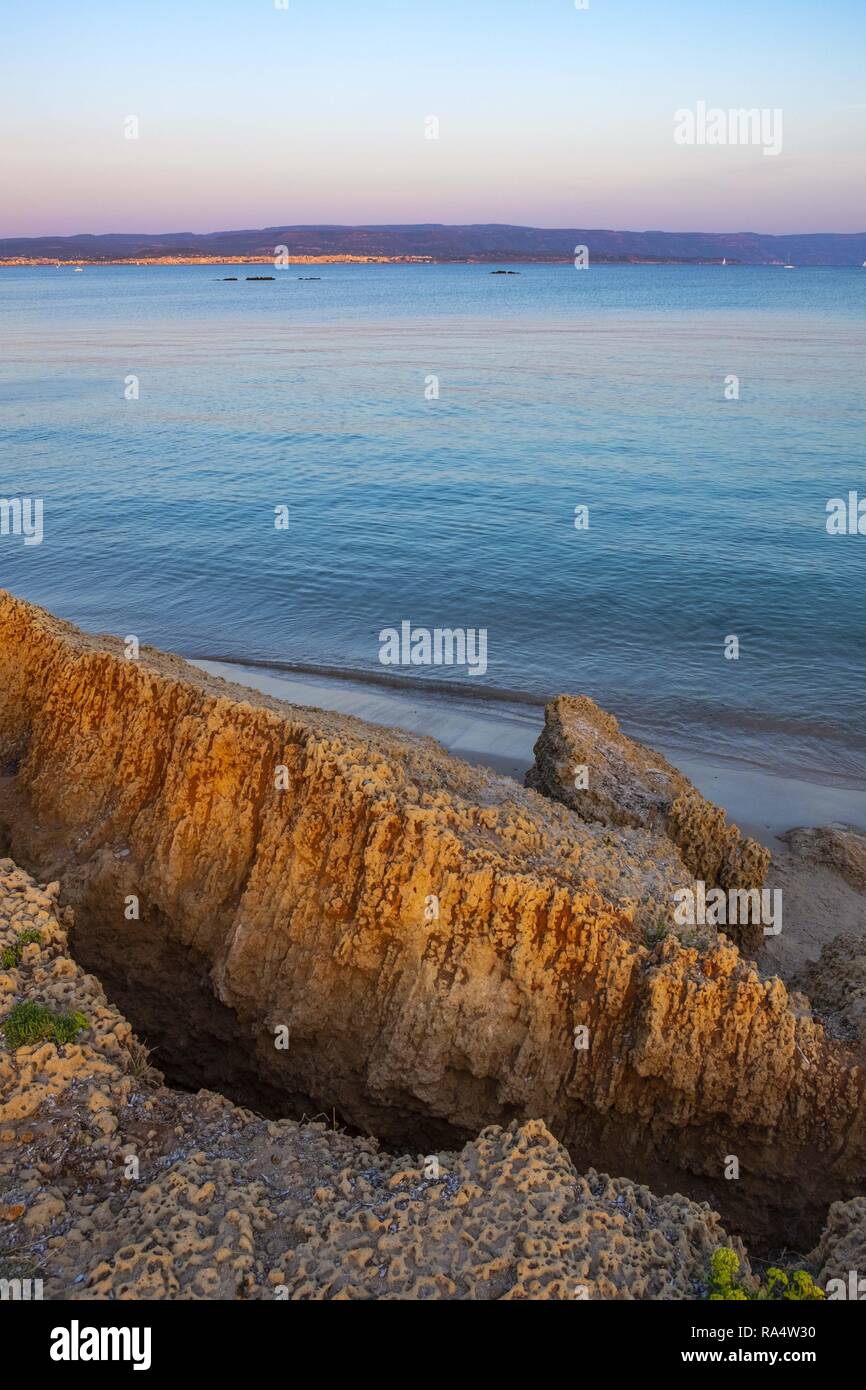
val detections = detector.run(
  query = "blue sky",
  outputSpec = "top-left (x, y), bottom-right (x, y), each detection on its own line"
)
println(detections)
top-left (1, 0), bottom-right (864, 235)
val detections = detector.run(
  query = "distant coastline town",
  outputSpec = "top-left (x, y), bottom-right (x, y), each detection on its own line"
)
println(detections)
top-left (3, 223), bottom-right (866, 267)
top-left (0, 254), bottom-right (436, 267)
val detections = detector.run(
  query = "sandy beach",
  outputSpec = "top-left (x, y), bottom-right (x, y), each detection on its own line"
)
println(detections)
top-left (194, 657), bottom-right (866, 849)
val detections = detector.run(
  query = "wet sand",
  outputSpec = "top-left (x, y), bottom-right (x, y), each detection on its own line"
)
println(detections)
top-left (193, 658), bottom-right (866, 850)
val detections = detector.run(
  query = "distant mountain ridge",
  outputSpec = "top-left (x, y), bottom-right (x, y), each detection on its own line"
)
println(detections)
top-left (3, 223), bottom-right (866, 265)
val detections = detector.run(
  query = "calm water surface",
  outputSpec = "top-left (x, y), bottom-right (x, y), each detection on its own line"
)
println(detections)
top-left (1, 263), bottom-right (864, 783)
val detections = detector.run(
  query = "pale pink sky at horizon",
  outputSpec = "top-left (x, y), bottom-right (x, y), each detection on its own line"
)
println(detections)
top-left (2, 0), bottom-right (865, 239)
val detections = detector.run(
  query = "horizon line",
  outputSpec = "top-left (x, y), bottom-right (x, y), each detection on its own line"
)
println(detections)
top-left (5, 220), bottom-right (866, 242)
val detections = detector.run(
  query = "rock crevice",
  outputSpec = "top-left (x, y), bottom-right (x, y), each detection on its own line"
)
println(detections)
top-left (0, 590), bottom-right (863, 1247)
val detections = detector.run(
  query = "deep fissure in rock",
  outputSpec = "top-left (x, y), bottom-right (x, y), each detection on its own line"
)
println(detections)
top-left (50, 873), bottom-right (833, 1255)
top-left (65, 887), bottom-right (470, 1154)
top-left (0, 784), bottom-right (841, 1258)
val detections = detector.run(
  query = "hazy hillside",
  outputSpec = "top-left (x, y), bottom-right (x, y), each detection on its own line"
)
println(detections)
top-left (3, 223), bottom-right (866, 265)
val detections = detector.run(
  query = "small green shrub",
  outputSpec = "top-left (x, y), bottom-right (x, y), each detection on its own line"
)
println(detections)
top-left (708, 1247), bottom-right (824, 1301)
top-left (1, 930), bottom-right (43, 969)
top-left (1, 1001), bottom-right (87, 1049)
top-left (708, 1247), bottom-right (750, 1300)
top-left (643, 916), bottom-right (669, 948)
top-left (756, 1268), bottom-right (825, 1301)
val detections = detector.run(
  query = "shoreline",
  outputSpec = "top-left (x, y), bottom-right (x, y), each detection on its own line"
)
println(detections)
top-left (192, 657), bottom-right (866, 849)
top-left (0, 255), bottom-right (434, 267)
top-left (0, 258), bottom-right (826, 268)
top-left (2, 588), bottom-right (864, 1268)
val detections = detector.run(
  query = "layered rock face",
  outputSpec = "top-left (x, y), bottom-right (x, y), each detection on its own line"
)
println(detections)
top-left (0, 862), bottom-right (740, 1299)
top-left (525, 695), bottom-right (771, 897)
top-left (6, 857), bottom-right (864, 1299)
top-left (0, 591), bottom-right (864, 1248)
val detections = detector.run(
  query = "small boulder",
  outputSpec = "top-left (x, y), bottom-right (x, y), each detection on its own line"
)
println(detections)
top-left (778, 825), bottom-right (866, 893)
top-left (525, 695), bottom-right (769, 893)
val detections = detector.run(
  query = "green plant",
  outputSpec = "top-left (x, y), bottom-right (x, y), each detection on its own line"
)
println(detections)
top-left (708, 1247), bottom-right (824, 1301)
top-left (755, 1268), bottom-right (825, 1301)
top-left (643, 916), bottom-right (669, 948)
top-left (708, 1247), bottom-right (749, 1300)
top-left (1, 930), bottom-right (43, 969)
top-left (121, 1036), bottom-right (158, 1081)
top-left (1, 1001), bottom-right (88, 1049)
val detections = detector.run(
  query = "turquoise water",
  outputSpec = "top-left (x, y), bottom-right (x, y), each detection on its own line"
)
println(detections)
top-left (1, 263), bottom-right (864, 782)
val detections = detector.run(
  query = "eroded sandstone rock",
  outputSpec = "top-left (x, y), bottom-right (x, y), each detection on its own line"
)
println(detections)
top-left (808, 1197), bottom-right (866, 1295)
top-left (0, 861), bottom-right (742, 1300)
top-left (525, 694), bottom-right (770, 897)
top-left (779, 825), bottom-right (866, 894)
top-left (793, 934), bottom-right (866, 1048)
top-left (0, 591), bottom-right (862, 1248)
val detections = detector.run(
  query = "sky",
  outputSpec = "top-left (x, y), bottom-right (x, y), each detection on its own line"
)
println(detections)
top-left (1, 0), bottom-right (864, 237)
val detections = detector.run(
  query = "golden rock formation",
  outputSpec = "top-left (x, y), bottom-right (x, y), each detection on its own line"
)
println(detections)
top-left (0, 591), bottom-right (863, 1248)
top-left (525, 694), bottom-right (771, 896)
top-left (0, 859), bottom-right (743, 1299)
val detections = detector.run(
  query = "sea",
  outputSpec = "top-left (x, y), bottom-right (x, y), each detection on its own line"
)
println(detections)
top-left (1, 262), bottom-right (864, 787)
